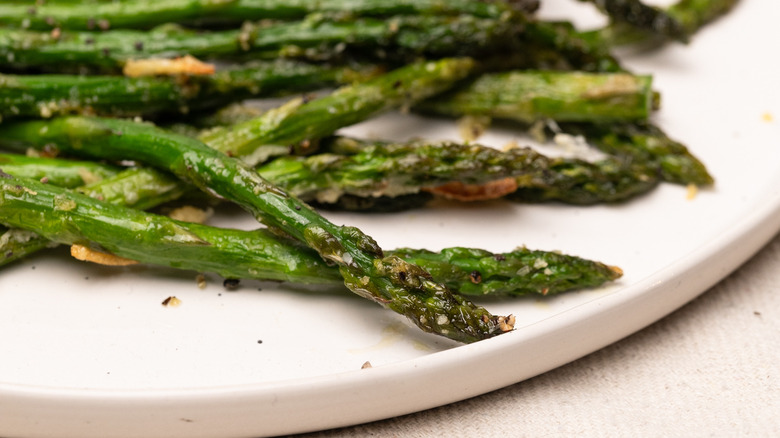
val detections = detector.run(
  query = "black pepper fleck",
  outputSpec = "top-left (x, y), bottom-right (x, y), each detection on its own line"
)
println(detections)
top-left (257, 340), bottom-right (263, 344)
top-left (493, 254), bottom-right (506, 261)
top-left (134, 41), bottom-right (144, 51)
top-left (223, 278), bottom-right (240, 290)
top-left (398, 271), bottom-right (407, 282)
top-left (87, 18), bottom-right (96, 30)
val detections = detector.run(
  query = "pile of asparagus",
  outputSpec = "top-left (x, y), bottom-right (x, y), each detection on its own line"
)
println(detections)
top-left (0, 0), bottom-right (736, 343)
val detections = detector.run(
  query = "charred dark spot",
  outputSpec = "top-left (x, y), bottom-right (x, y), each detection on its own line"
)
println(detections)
top-left (223, 278), bottom-right (240, 290)
top-left (294, 205), bottom-right (301, 211)
top-left (493, 254), bottom-right (506, 261)
top-left (257, 340), bottom-right (263, 344)
top-left (469, 270), bottom-right (482, 284)
top-left (398, 271), bottom-right (407, 282)
top-left (84, 37), bottom-right (95, 45)
top-left (101, 48), bottom-right (111, 57)
top-left (5, 251), bottom-right (13, 259)
top-left (392, 80), bottom-right (402, 89)
top-left (161, 296), bottom-right (173, 306)
top-left (134, 41), bottom-right (144, 51)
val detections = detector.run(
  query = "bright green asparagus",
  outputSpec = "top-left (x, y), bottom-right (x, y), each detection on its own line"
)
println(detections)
top-left (417, 71), bottom-right (655, 123)
top-left (0, 168), bottom-right (622, 296)
top-left (0, 60), bottom-right (377, 120)
top-left (0, 153), bottom-right (120, 188)
top-left (200, 58), bottom-right (477, 165)
top-left (0, 114), bottom-right (513, 343)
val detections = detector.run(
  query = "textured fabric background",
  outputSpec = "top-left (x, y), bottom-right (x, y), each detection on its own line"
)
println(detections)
top-left (296, 232), bottom-right (780, 437)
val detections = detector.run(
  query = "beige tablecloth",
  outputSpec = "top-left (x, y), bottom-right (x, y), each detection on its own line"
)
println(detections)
top-left (297, 232), bottom-right (780, 437)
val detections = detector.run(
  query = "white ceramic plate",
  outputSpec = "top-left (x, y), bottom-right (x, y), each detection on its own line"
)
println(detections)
top-left (1, 1), bottom-right (779, 437)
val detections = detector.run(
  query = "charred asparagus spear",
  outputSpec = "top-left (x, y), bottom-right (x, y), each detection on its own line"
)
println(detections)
top-left (590, 0), bottom-right (740, 47)
top-left (0, 114), bottom-right (513, 343)
top-left (256, 140), bottom-right (551, 203)
top-left (0, 60), bottom-right (377, 120)
top-left (0, 0), bottom-right (529, 31)
top-left (416, 70), bottom-right (655, 123)
top-left (0, 15), bottom-right (519, 73)
top-left (0, 155), bottom-right (620, 295)
top-left (559, 122), bottom-right (713, 186)
top-left (0, 169), bottom-right (622, 296)
top-left (578, 0), bottom-right (689, 42)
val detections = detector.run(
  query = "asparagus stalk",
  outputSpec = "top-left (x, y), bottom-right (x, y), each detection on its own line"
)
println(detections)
top-left (256, 140), bottom-right (551, 203)
top-left (0, 115), bottom-right (513, 343)
top-left (589, 0), bottom-right (740, 48)
top-left (0, 0), bottom-right (528, 31)
top-left (560, 122), bottom-right (713, 186)
top-left (578, 0), bottom-right (689, 42)
top-left (0, 153), bottom-right (120, 188)
top-left (0, 60), bottom-right (377, 120)
top-left (519, 20), bottom-right (623, 73)
top-left (509, 156), bottom-right (659, 204)
top-left (0, 170), bottom-right (621, 296)
top-left (200, 58), bottom-right (477, 165)
top-left (312, 136), bottom-right (662, 205)
top-left (666, 0), bottom-right (740, 34)
top-left (0, 15), bottom-right (519, 73)
top-left (0, 129), bottom-right (662, 209)
top-left (416, 71), bottom-right (655, 123)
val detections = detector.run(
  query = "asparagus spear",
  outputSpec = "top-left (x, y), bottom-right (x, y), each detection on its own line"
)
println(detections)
top-left (666, 0), bottom-right (740, 34)
top-left (416, 71), bottom-right (655, 123)
top-left (592, 0), bottom-right (740, 47)
top-left (0, 153), bottom-right (120, 188)
top-left (578, 0), bottom-right (689, 42)
top-left (0, 60), bottom-right (377, 120)
top-left (0, 169), bottom-right (621, 296)
top-left (509, 156), bottom-right (659, 204)
top-left (560, 122), bottom-right (713, 186)
top-left (0, 15), bottom-right (519, 73)
top-left (256, 140), bottom-right (551, 203)
top-left (519, 20), bottom-right (623, 73)
top-left (200, 58), bottom-right (477, 165)
top-left (0, 115), bottom-right (513, 343)
top-left (0, 0), bottom-right (528, 31)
